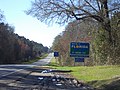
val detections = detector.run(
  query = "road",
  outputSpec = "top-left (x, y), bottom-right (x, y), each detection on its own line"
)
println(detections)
top-left (0, 53), bottom-right (53, 78)
top-left (32, 53), bottom-right (53, 65)
top-left (0, 54), bottom-right (52, 90)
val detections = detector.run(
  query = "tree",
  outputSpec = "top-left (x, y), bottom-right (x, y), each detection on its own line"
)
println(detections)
top-left (0, 23), bottom-right (16, 63)
top-left (91, 11), bottom-right (120, 65)
top-left (52, 20), bottom-right (93, 66)
top-left (26, 0), bottom-right (120, 44)
top-left (0, 10), bottom-right (49, 64)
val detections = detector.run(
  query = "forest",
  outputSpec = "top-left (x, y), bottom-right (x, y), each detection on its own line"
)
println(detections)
top-left (0, 10), bottom-right (48, 64)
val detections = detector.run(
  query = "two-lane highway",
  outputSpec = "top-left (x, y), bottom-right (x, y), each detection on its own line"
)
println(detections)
top-left (32, 53), bottom-right (53, 65)
top-left (0, 53), bottom-right (53, 79)
top-left (0, 65), bottom-right (34, 78)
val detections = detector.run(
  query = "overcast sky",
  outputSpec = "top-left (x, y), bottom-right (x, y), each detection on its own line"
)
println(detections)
top-left (0, 0), bottom-right (65, 47)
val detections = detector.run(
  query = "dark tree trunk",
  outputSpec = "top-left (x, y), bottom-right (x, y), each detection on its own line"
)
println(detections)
top-left (102, 0), bottom-right (113, 44)
top-left (105, 22), bottom-right (113, 44)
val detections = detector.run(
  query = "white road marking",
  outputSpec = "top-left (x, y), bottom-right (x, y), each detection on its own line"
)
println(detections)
top-left (0, 69), bottom-right (23, 77)
top-left (0, 53), bottom-right (53, 78)
top-left (0, 65), bottom-right (35, 78)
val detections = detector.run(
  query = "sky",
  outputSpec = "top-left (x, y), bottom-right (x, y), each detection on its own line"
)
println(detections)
top-left (0, 0), bottom-right (65, 47)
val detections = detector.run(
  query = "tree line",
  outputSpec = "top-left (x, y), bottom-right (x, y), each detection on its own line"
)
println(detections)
top-left (0, 11), bottom-right (48, 64)
top-left (52, 12), bottom-right (120, 66)
top-left (52, 19), bottom-right (95, 66)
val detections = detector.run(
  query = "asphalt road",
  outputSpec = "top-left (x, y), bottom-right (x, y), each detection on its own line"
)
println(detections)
top-left (0, 53), bottom-right (53, 79)
top-left (32, 53), bottom-right (53, 65)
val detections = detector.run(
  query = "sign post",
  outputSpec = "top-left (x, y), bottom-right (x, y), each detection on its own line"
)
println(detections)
top-left (54, 52), bottom-right (59, 64)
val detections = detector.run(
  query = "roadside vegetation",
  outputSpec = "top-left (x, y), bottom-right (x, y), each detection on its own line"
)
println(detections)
top-left (0, 10), bottom-right (49, 64)
top-left (22, 53), bottom-right (48, 64)
top-left (48, 57), bottom-right (60, 67)
top-left (54, 65), bottom-right (120, 81)
top-left (48, 58), bottom-right (120, 81)
top-left (48, 58), bottom-right (120, 90)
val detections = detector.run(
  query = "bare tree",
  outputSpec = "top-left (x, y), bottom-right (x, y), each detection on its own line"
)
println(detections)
top-left (26, 0), bottom-right (120, 43)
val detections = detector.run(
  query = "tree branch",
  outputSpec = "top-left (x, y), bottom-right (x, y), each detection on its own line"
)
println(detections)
top-left (75, 15), bottom-right (104, 22)
top-left (108, 7), bottom-right (120, 12)
top-left (85, 0), bottom-right (99, 13)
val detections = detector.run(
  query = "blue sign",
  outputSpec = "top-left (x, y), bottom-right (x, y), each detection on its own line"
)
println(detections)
top-left (54, 52), bottom-right (59, 57)
top-left (75, 58), bottom-right (84, 62)
top-left (70, 42), bottom-right (90, 57)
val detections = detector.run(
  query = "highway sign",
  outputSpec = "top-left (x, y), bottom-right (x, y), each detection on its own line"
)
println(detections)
top-left (70, 42), bottom-right (90, 57)
top-left (54, 52), bottom-right (59, 57)
top-left (75, 58), bottom-right (84, 62)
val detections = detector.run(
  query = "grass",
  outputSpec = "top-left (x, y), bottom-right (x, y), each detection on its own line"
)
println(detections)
top-left (22, 54), bottom-right (48, 64)
top-left (52, 65), bottom-right (120, 81)
top-left (49, 58), bottom-right (120, 81)
top-left (47, 58), bottom-right (120, 89)
top-left (48, 57), bottom-right (60, 66)
top-left (87, 77), bottom-right (120, 90)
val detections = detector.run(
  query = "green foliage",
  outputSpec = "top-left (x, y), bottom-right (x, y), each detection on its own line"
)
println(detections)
top-left (88, 78), bottom-right (120, 90)
top-left (49, 58), bottom-right (120, 90)
top-left (22, 54), bottom-right (48, 64)
top-left (47, 57), bottom-right (60, 67)
top-left (91, 12), bottom-right (120, 65)
top-left (50, 65), bottom-right (120, 82)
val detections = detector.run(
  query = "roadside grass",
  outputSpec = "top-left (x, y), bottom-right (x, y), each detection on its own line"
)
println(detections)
top-left (22, 54), bottom-right (48, 64)
top-left (48, 57), bottom-right (60, 67)
top-left (52, 65), bottom-right (120, 81)
top-left (47, 58), bottom-right (120, 89)
top-left (87, 77), bottom-right (120, 90)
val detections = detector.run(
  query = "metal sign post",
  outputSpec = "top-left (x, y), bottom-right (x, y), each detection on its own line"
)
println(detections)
top-left (54, 52), bottom-right (59, 64)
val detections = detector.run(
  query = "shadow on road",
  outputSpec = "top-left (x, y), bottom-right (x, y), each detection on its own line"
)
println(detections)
top-left (0, 67), bottom-right (94, 90)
